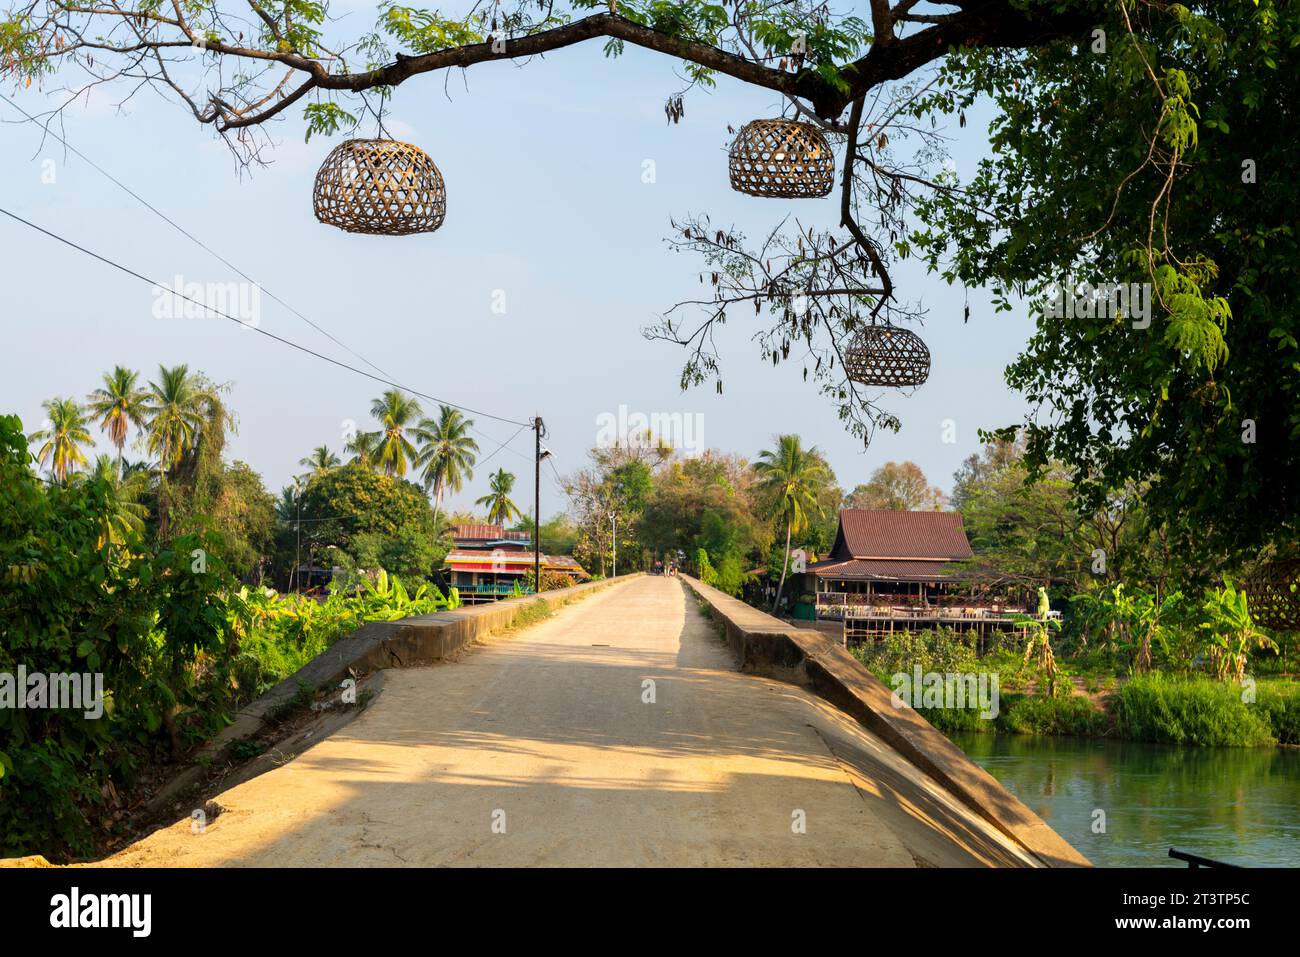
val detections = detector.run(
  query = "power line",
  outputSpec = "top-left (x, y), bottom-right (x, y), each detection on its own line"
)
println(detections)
top-left (546, 455), bottom-right (566, 494)
top-left (1, 94), bottom-right (534, 440)
top-left (2, 94), bottom-right (406, 388)
top-left (475, 422), bottom-right (532, 472)
top-left (0, 206), bottom-right (533, 428)
top-left (3, 100), bottom-right (543, 509)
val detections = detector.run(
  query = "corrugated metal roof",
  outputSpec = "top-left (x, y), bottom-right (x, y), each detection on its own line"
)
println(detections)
top-left (451, 524), bottom-right (529, 542)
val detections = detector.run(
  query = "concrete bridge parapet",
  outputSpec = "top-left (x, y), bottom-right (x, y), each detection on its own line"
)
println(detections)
top-left (679, 574), bottom-right (1090, 868)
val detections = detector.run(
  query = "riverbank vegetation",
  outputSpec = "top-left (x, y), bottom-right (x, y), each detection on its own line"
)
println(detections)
top-left (852, 625), bottom-right (1300, 748)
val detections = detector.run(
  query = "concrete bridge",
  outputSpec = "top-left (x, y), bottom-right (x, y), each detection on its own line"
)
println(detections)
top-left (94, 575), bottom-right (1087, 868)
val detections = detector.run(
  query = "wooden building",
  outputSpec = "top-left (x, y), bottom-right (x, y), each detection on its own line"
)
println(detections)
top-left (802, 510), bottom-right (1055, 645)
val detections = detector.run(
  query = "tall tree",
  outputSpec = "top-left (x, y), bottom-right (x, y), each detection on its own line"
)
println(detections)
top-left (143, 364), bottom-right (209, 477)
top-left (292, 463), bottom-right (438, 558)
top-left (912, 3), bottom-right (1300, 566)
top-left (848, 461), bottom-right (946, 512)
top-left (299, 445), bottom-right (341, 479)
top-left (344, 429), bottom-right (382, 470)
top-left (142, 364), bottom-right (219, 538)
top-left (475, 468), bottom-right (521, 527)
top-left (753, 435), bottom-right (829, 612)
top-left (369, 390), bottom-right (423, 479)
top-left (86, 366), bottom-right (147, 480)
top-left (415, 405), bottom-right (479, 516)
top-left (27, 397), bottom-right (92, 483)
top-left (78, 453), bottom-right (149, 548)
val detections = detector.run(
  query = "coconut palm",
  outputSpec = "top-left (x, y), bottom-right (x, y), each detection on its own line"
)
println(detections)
top-left (143, 364), bottom-right (210, 476)
top-left (369, 390), bottom-right (423, 478)
top-left (344, 429), bottom-right (382, 470)
top-left (86, 366), bottom-right (149, 480)
top-left (414, 405), bottom-right (479, 517)
top-left (78, 454), bottom-right (150, 547)
top-left (475, 468), bottom-right (522, 527)
top-left (753, 434), bottom-right (830, 613)
top-left (28, 397), bottom-right (93, 483)
top-left (299, 445), bottom-right (341, 479)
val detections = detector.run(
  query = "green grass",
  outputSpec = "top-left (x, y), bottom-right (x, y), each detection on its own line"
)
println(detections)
top-left (1255, 681), bottom-right (1300, 745)
top-left (874, 664), bottom-right (1300, 747)
top-left (997, 694), bottom-right (1110, 737)
top-left (1111, 674), bottom-right (1276, 747)
top-left (913, 693), bottom-right (1109, 739)
top-left (505, 598), bottom-right (554, 632)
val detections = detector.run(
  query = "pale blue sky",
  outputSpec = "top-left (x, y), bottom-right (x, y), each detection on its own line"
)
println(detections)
top-left (0, 28), bottom-right (1033, 517)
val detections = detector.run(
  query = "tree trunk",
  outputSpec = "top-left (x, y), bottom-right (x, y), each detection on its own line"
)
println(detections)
top-left (772, 521), bottom-right (792, 614)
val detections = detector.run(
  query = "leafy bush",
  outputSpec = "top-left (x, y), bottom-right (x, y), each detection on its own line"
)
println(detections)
top-left (852, 627), bottom-right (979, 677)
top-left (539, 569), bottom-right (574, 592)
top-left (0, 414), bottom-right (236, 857)
top-left (228, 570), bottom-right (454, 701)
top-left (1, 410), bottom-right (454, 859)
top-left (349, 527), bottom-right (441, 583)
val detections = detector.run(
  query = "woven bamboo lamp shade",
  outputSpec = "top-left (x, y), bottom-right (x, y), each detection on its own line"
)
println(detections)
top-left (1244, 559), bottom-right (1300, 632)
top-left (313, 138), bottom-right (446, 235)
top-left (843, 325), bottom-right (931, 387)
top-left (728, 119), bottom-right (835, 198)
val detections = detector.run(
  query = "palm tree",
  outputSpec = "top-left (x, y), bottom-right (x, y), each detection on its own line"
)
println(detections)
top-left (299, 445), bottom-right (340, 479)
top-left (86, 366), bottom-right (148, 480)
top-left (414, 405), bottom-right (479, 517)
top-left (143, 364), bottom-right (209, 476)
top-left (79, 454), bottom-right (150, 547)
top-left (475, 468), bottom-right (522, 526)
top-left (28, 397), bottom-right (93, 482)
top-left (369, 390), bottom-right (423, 478)
top-left (753, 434), bottom-right (830, 614)
top-left (275, 485), bottom-right (299, 523)
top-left (345, 429), bottom-right (382, 470)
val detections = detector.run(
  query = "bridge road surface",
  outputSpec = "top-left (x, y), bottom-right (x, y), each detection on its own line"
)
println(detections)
top-left (101, 576), bottom-right (1038, 867)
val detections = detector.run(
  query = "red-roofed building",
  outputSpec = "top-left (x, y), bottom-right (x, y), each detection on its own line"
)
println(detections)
top-left (442, 524), bottom-right (589, 603)
top-left (804, 509), bottom-right (1048, 644)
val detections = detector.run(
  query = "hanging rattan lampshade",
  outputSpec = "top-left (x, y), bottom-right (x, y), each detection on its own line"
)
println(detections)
top-left (313, 138), bottom-right (446, 235)
top-left (1243, 559), bottom-right (1300, 632)
top-left (728, 119), bottom-right (835, 198)
top-left (843, 325), bottom-right (931, 387)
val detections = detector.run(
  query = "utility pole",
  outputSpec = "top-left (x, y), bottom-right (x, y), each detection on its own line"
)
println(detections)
top-left (611, 512), bottom-right (617, 577)
top-left (533, 416), bottom-right (545, 594)
top-left (293, 478), bottom-right (302, 594)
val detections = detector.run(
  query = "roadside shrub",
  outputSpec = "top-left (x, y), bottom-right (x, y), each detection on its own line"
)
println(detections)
top-left (227, 570), bottom-right (453, 702)
top-left (1, 411), bottom-right (453, 860)
top-left (0, 415), bottom-right (237, 857)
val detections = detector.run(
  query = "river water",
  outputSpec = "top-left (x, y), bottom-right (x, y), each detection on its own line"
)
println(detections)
top-left (949, 732), bottom-right (1300, 867)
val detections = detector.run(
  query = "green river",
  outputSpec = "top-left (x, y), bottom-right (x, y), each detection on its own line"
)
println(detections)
top-left (950, 732), bottom-right (1300, 867)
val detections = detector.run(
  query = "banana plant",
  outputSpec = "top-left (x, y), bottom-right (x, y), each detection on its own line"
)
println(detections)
top-left (1196, 581), bottom-right (1277, 682)
top-left (1013, 612), bottom-right (1065, 698)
